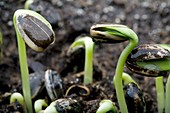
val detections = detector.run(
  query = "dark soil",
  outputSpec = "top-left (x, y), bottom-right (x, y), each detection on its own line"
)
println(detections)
top-left (1, 0), bottom-right (170, 113)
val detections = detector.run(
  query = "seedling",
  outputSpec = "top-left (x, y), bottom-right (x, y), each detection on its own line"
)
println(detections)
top-left (96, 99), bottom-right (117, 113)
top-left (13, 9), bottom-right (55, 113)
top-left (90, 24), bottom-right (139, 113)
top-left (10, 92), bottom-right (26, 112)
top-left (44, 98), bottom-right (81, 113)
top-left (123, 73), bottom-right (146, 113)
top-left (126, 44), bottom-right (170, 113)
top-left (24, 0), bottom-right (34, 9)
top-left (122, 72), bottom-right (138, 86)
top-left (10, 92), bottom-right (24, 106)
top-left (67, 36), bottom-right (94, 85)
top-left (34, 99), bottom-right (48, 113)
top-left (96, 73), bottom-right (144, 113)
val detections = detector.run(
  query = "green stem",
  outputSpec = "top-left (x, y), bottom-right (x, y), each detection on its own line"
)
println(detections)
top-left (15, 26), bottom-right (33, 113)
top-left (156, 76), bottom-right (165, 113)
top-left (24, 0), bottom-right (34, 9)
top-left (69, 37), bottom-right (94, 85)
top-left (165, 74), bottom-right (170, 113)
top-left (113, 39), bottom-right (138, 113)
top-left (84, 39), bottom-right (94, 85)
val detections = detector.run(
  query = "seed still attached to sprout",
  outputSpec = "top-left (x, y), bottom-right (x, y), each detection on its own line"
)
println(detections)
top-left (16, 13), bottom-right (55, 52)
top-left (126, 44), bottom-right (170, 77)
top-left (13, 9), bottom-right (55, 113)
top-left (90, 23), bottom-right (139, 113)
top-left (90, 24), bottom-right (129, 43)
top-left (124, 82), bottom-right (146, 113)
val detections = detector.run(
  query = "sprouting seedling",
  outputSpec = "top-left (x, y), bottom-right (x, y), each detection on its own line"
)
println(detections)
top-left (24, 0), bottom-right (34, 9)
top-left (10, 92), bottom-right (24, 106)
top-left (126, 44), bottom-right (170, 113)
top-left (90, 24), bottom-right (139, 113)
top-left (122, 72), bottom-right (138, 86)
top-left (67, 36), bottom-right (94, 85)
top-left (96, 99), bottom-right (117, 113)
top-left (43, 98), bottom-right (81, 113)
top-left (122, 73), bottom-right (146, 113)
top-left (10, 92), bottom-right (26, 112)
top-left (34, 99), bottom-right (48, 113)
top-left (13, 9), bottom-right (55, 113)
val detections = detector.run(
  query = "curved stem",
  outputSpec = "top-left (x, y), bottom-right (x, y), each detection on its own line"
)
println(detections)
top-left (68, 37), bottom-right (94, 85)
top-left (16, 30), bottom-right (33, 113)
top-left (34, 99), bottom-right (48, 113)
top-left (96, 100), bottom-right (117, 113)
top-left (10, 92), bottom-right (24, 106)
top-left (165, 74), bottom-right (170, 113)
top-left (113, 39), bottom-right (138, 113)
top-left (156, 77), bottom-right (165, 113)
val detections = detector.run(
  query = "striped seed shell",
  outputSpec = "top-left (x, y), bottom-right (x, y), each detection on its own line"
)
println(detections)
top-left (45, 69), bottom-right (64, 101)
top-left (90, 24), bottom-right (128, 43)
top-left (16, 14), bottom-right (55, 52)
top-left (124, 82), bottom-right (146, 113)
top-left (126, 44), bottom-right (170, 77)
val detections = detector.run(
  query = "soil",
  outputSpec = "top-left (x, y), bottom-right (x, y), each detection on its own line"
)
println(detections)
top-left (1, 0), bottom-right (170, 113)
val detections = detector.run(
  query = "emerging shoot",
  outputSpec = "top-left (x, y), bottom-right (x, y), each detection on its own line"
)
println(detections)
top-left (67, 36), bottom-right (94, 85)
top-left (13, 9), bottom-right (55, 113)
top-left (90, 24), bottom-right (138, 113)
top-left (123, 73), bottom-right (146, 113)
top-left (10, 92), bottom-right (24, 106)
top-left (10, 92), bottom-right (26, 112)
top-left (96, 99), bottom-right (117, 113)
top-left (24, 0), bottom-right (34, 9)
top-left (122, 72), bottom-right (138, 86)
top-left (34, 99), bottom-right (48, 113)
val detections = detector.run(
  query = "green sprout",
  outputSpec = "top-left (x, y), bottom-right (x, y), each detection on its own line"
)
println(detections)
top-left (34, 99), bottom-right (48, 113)
top-left (122, 73), bottom-right (146, 113)
top-left (122, 72), bottom-right (138, 86)
top-left (126, 44), bottom-right (170, 113)
top-left (156, 78), bottom-right (164, 113)
top-left (96, 99), bottom-right (117, 113)
top-left (10, 92), bottom-right (26, 112)
top-left (165, 74), bottom-right (170, 113)
top-left (13, 9), bottom-right (55, 113)
top-left (10, 92), bottom-right (24, 106)
top-left (67, 36), bottom-right (94, 85)
top-left (24, 0), bottom-right (34, 9)
top-left (90, 24), bottom-right (138, 113)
